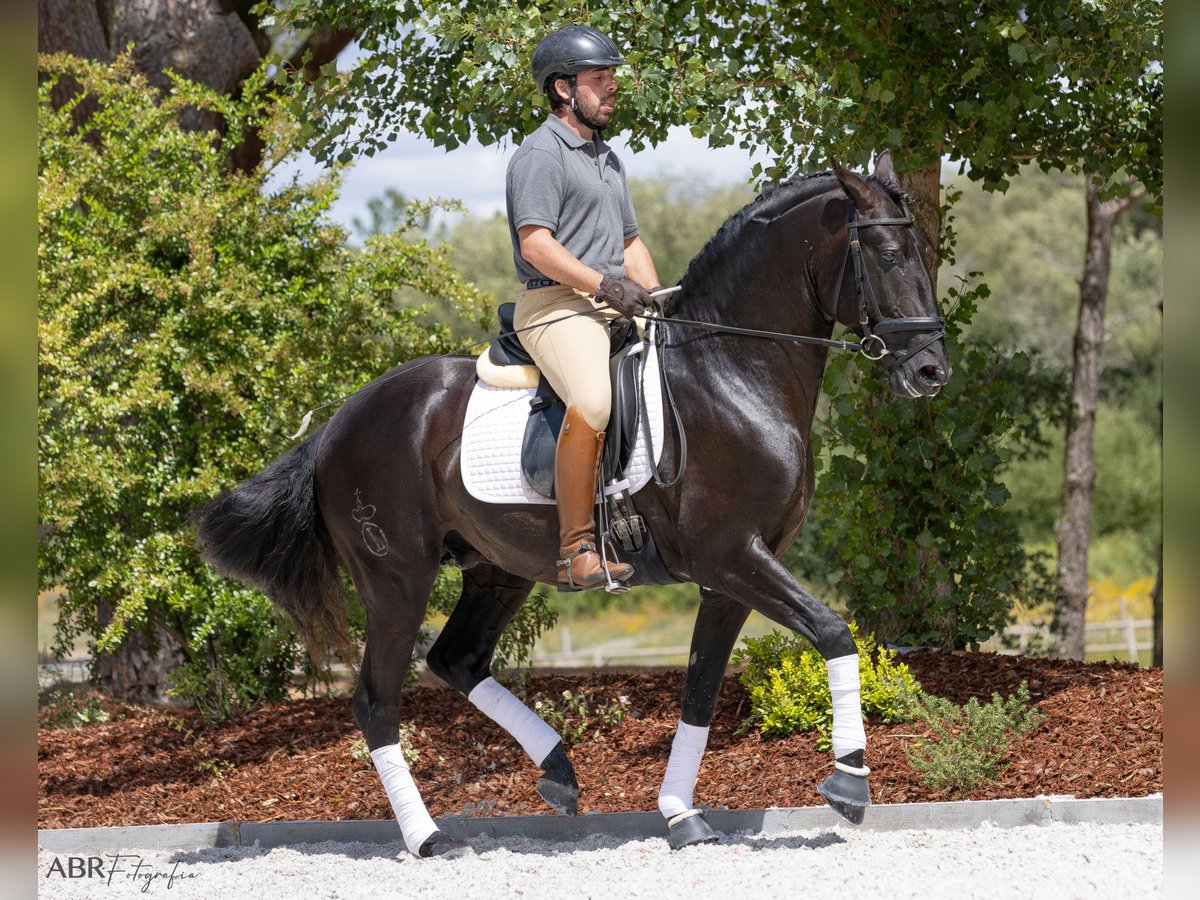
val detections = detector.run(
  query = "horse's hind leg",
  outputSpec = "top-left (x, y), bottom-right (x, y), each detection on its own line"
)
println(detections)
top-left (657, 587), bottom-right (751, 850)
top-left (347, 554), bottom-right (468, 860)
top-left (425, 564), bottom-right (579, 815)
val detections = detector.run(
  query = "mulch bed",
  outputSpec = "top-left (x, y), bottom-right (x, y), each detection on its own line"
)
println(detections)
top-left (38, 651), bottom-right (1162, 829)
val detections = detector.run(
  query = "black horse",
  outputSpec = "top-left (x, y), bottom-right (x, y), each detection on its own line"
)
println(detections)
top-left (196, 153), bottom-right (950, 857)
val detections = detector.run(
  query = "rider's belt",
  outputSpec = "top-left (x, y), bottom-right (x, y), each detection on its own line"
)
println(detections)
top-left (525, 278), bottom-right (561, 290)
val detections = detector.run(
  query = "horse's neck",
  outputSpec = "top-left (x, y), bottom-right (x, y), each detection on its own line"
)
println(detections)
top-left (666, 281), bottom-right (833, 428)
top-left (666, 198), bottom-right (838, 423)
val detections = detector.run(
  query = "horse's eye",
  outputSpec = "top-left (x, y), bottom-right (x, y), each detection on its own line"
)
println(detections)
top-left (880, 250), bottom-right (897, 264)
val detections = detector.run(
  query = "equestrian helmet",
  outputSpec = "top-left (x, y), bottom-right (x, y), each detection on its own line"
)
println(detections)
top-left (532, 25), bottom-right (626, 95)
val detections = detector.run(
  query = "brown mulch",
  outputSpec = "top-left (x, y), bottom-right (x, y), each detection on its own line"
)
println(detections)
top-left (38, 651), bottom-right (1162, 830)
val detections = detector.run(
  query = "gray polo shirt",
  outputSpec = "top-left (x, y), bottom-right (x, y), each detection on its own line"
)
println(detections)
top-left (506, 114), bottom-right (639, 285)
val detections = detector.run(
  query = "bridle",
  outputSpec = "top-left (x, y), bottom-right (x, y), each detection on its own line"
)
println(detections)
top-left (643, 193), bottom-right (946, 366)
top-left (824, 200), bottom-right (945, 368)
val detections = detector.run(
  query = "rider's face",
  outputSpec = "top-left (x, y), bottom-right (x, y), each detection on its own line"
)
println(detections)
top-left (562, 67), bottom-right (617, 127)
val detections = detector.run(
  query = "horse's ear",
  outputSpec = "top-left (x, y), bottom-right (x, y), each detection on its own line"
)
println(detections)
top-left (831, 156), bottom-right (876, 211)
top-left (873, 150), bottom-right (897, 183)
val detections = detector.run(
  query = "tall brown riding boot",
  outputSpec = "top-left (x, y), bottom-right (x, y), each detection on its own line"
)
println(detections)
top-left (555, 406), bottom-right (634, 590)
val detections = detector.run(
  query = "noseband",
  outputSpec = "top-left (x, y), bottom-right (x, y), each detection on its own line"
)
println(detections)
top-left (827, 201), bottom-right (945, 369)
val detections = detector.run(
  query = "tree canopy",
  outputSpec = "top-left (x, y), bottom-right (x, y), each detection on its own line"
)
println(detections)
top-left (264, 0), bottom-right (1162, 205)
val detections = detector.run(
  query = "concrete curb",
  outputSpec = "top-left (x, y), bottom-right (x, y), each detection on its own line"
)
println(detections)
top-left (37, 794), bottom-right (1162, 854)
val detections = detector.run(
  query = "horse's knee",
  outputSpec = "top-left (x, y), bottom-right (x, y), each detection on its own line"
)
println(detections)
top-left (817, 616), bottom-right (857, 659)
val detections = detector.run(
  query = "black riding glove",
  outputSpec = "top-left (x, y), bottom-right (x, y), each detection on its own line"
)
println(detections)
top-left (595, 275), bottom-right (653, 320)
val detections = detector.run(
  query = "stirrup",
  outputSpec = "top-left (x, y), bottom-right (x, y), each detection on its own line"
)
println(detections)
top-left (556, 541), bottom-right (601, 590)
top-left (557, 541), bottom-right (631, 592)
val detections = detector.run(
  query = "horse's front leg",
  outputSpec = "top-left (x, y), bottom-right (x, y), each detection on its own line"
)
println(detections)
top-left (703, 533), bottom-right (871, 824)
top-left (656, 587), bottom-right (752, 849)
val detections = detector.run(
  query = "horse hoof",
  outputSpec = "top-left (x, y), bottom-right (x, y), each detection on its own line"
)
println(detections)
top-left (817, 767), bottom-right (871, 826)
top-left (667, 810), bottom-right (719, 850)
top-left (417, 830), bottom-right (472, 859)
top-left (537, 772), bottom-right (579, 815)
top-left (537, 742), bottom-right (579, 815)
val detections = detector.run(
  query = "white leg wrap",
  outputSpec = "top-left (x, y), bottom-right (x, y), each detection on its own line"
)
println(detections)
top-left (826, 653), bottom-right (867, 758)
top-left (371, 744), bottom-right (438, 856)
top-left (657, 721), bottom-right (710, 820)
top-left (468, 676), bottom-right (562, 767)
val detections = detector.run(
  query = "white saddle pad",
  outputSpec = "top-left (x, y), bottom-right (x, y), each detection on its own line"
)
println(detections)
top-left (461, 341), bottom-right (665, 505)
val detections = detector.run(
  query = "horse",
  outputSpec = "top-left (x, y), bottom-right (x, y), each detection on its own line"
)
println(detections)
top-left (195, 151), bottom-right (951, 858)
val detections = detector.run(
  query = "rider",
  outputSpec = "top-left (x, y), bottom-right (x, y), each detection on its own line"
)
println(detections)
top-left (506, 24), bottom-right (662, 591)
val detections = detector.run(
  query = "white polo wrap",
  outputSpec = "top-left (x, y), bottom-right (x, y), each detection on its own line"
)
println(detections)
top-left (371, 743), bottom-right (438, 856)
top-left (657, 720), bottom-right (710, 819)
top-left (826, 653), bottom-right (867, 758)
top-left (468, 676), bottom-right (562, 766)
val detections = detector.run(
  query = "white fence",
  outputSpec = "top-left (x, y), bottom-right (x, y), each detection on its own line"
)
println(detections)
top-left (36, 618), bottom-right (1155, 686)
top-left (528, 617), bottom-right (1156, 669)
top-left (992, 618), bottom-right (1153, 662)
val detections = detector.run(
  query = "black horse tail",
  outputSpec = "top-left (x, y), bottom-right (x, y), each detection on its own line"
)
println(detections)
top-left (194, 425), bottom-right (351, 662)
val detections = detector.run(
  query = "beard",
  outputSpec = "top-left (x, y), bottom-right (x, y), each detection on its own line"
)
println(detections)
top-left (576, 91), bottom-right (614, 127)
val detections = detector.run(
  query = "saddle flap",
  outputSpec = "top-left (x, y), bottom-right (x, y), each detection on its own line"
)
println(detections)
top-left (521, 379), bottom-right (563, 499)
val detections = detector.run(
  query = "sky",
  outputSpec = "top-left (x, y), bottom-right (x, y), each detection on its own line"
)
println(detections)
top-left (271, 124), bottom-right (768, 232)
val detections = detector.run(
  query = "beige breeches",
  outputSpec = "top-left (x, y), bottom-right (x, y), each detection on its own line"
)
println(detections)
top-left (513, 284), bottom-right (622, 432)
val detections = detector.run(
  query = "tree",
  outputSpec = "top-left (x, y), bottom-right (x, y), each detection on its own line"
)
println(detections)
top-left (942, 167), bottom-right (1162, 554)
top-left (1053, 175), bottom-right (1148, 660)
top-left (266, 0), bottom-right (1162, 268)
top-left (37, 0), bottom-right (357, 171)
top-left (38, 53), bottom-right (487, 705)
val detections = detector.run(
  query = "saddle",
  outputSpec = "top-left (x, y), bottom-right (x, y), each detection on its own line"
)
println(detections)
top-left (480, 302), bottom-right (677, 587)
top-left (487, 303), bottom-right (640, 499)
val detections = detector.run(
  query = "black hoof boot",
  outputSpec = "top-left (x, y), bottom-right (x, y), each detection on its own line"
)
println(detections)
top-left (417, 830), bottom-right (472, 859)
top-left (667, 810), bottom-right (719, 850)
top-left (817, 750), bottom-right (871, 826)
top-left (537, 742), bottom-right (579, 816)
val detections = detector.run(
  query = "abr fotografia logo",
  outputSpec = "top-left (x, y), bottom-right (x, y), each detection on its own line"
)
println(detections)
top-left (44, 854), bottom-right (199, 889)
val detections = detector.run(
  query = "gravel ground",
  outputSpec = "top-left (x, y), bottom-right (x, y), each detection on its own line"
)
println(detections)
top-left (37, 820), bottom-right (1162, 899)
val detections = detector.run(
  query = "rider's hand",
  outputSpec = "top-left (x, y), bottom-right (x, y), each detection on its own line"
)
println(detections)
top-left (595, 275), bottom-right (653, 320)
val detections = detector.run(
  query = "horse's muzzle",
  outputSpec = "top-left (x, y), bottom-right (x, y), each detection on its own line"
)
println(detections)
top-left (888, 342), bottom-right (951, 399)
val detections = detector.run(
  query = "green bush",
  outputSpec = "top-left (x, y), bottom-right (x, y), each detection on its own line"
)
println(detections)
top-left (732, 624), bottom-right (923, 748)
top-left (906, 681), bottom-right (1043, 793)
top-left (38, 685), bottom-right (112, 730)
top-left (37, 53), bottom-right (490, 714)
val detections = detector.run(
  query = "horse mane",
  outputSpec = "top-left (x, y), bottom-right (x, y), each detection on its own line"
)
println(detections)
top-left (679, 169), bottom-right (914, 289)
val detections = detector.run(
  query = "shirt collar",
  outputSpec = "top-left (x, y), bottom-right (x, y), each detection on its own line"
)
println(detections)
top-left (544, 113), bottom-right (603, 151)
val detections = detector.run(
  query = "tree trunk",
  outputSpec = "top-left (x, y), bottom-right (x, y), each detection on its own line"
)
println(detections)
top-left (1052, 175), bottom-right (1144, 660)
top-left (93, 601), bottom-right (183, 704)
top-left (38, 0), bottom-right (112, 129)
top-left (896, 152), bottom-right (943, 279)
top-left (896, 152), bottom-right (953, 644)
top-left (38, 0), bottom-right (355, 172)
